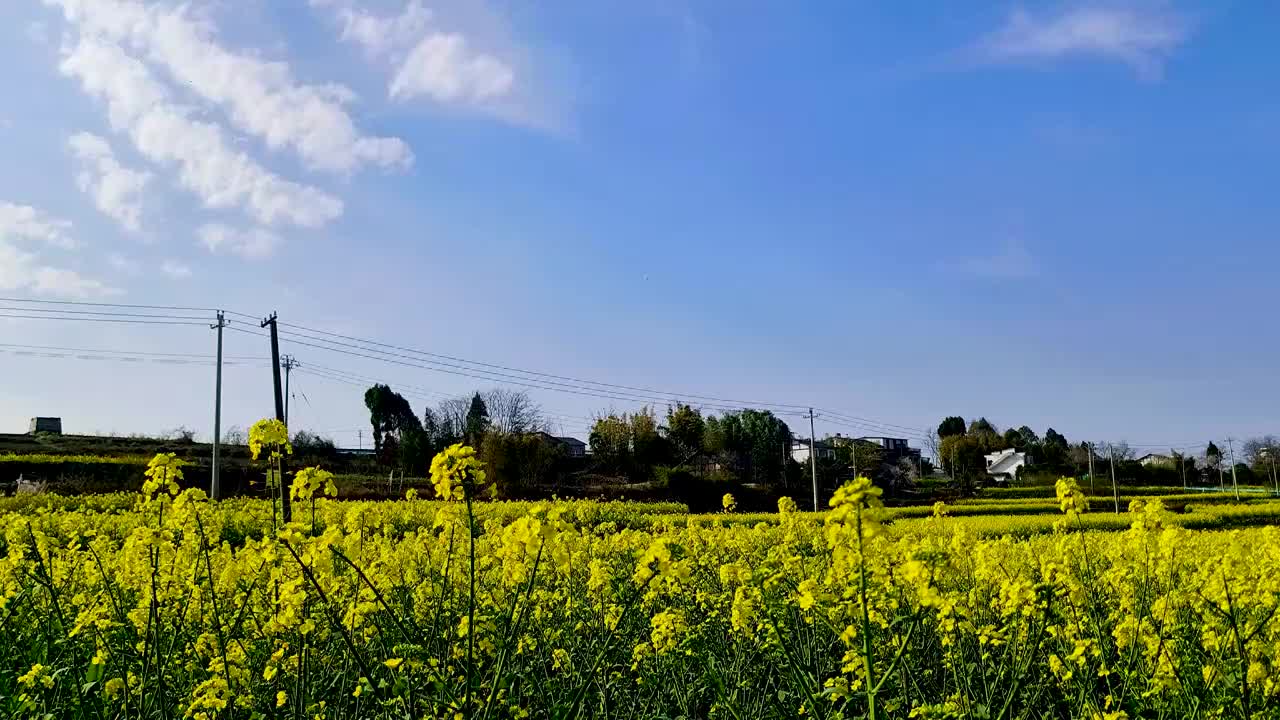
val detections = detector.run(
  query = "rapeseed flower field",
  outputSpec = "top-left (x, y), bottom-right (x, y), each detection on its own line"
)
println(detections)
top-left (3, 439), bottom-right (1280, 719)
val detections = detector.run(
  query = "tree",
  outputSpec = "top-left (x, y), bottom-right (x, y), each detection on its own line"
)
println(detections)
top-left (1243, 436), bottom-right (1280, 489)
top-left (1002, 428), bottom-right (1025, 451)
top-left (1037, 428), bottom-right (1069, 469)
top-left (1205, 441), bottom-right (1224, 486)
top-left (589, 413), bottom-right (632, 474)
top-left (704, 409), bottom-right (791, 487)
top-left (292, 430), bottom-right (336, 451)
top-left (937, 416), bottom-right (966, 439)
top-left (631, 407), bottom-right (664, 471)
top-left (480, 431), bottom-right (562, 499)
top-left (1243, 436), bottom-right (1280, 466)
top-left (1206, 441), bottom-right (1222, 468)
top-left (940, 432), bottom-right (1000, 485)
top-left (665, 403), bottom-right (706, 459)
top-left (465, 392), bottom-right (490, 444)
top-left (482, 388), bottom-right (545, 434)
top-left (430, 396), bottom-right (471, 442)
top-left (364, 384), bottom-right (419, 454)
top-left (1017, 426), bottom-right (1042, 447)
top-left (968, 417), bottom-right (998, 437)
top-left (922, 428), bottom-right (941, 467)
top-left (1106, 441), bottom-right (1133, 462)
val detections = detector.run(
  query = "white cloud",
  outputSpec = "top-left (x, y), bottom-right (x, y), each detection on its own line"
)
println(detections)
top-left (0, 202), bottom-right (75, 249)
top-left (0, 240), bottom-right (117, 298)
top-left (160, 259), bottom-right (192, 278)
top-left (0, 201), bottom-right (116, 297)
top-left (58, 35), bottom-right (344, 229)
top-left (982, 5), bottom-right (1188, 79)
top-left (198, 223), bottom-right (282, 260)
top-left (390, 33), bottom-right (514, 104)
top-left (312, 0), bottom-right (550, 123)
top-left (67, 131), bottom-right (150, 232)
top-left (956, 240), bottom-right (1038, 279)
top-left (45, 0), bottom-right (413, 174)
top-left (320, 0), bottom-right (433, 58)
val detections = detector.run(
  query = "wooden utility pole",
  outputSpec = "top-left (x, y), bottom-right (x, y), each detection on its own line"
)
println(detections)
top-left (210, 311), bottom-right (226, 500)
top-left (261, 312), bottom-right (291, 522)
top-left (807, 408), bottom-right (819, 511)
top-left (1087, 442), bottom-right (1096, 495)
top-left (1109, 444), bottom-right (1119, 514)
top-left (282, 355), bottom-right (298, 426)
top-left (1227, 437), bottom-right (1240, 501)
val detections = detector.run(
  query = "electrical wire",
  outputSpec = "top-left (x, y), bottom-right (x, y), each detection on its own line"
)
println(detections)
top-left (0, 341), bottom-right (264, 361)
top-left (276, 320), bottom-right (814, 412)
top-left (296, 364), bottom-right (595, 427)
top-left (262, 326), bottom-right (808, 415)
top-left (0, 297), bottom-right (222, 313)
top-left (0, 312), bottom-right (210, 326)
top-left (2, 297), bottom-right (941, 438)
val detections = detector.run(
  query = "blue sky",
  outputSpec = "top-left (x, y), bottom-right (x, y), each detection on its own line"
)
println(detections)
top-left (1, 0), bottom-right (1276, 457)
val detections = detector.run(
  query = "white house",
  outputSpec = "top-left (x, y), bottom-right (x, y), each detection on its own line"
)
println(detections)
top-left (791, 438), bottom-right (836, 465)
top-left (985, 448), bottom-right (1029, 483)
top-left (1138, 453), bottom-right (1174, 467)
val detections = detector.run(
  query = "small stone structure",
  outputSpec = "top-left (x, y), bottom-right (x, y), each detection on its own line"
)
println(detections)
top-left (28, 417), bottom-right (62, 434)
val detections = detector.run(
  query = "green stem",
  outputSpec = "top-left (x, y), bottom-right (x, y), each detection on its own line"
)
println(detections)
top-left (856, 507), bottom-right (876, 720)
top-left (465, 487), bottom-right (477, 718)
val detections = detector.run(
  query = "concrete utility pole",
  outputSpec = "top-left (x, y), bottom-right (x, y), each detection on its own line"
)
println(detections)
top-left (1227, 437), bottom-right (1240, 501)
top-left (1178, 451), bottom-right (1186, 489)
top-left (807, 408), bottom-right (819, 511)
top-left (281, 355), bottom-right (298, 427)
top-left (210, 311), bottom-right (226, 500)
top-left (261, 312), bottom-right (291, 522)
top-left (1109, 444), bottom-right (1119, 514)
top-left (1087, 442), bottom-right (1096, 495)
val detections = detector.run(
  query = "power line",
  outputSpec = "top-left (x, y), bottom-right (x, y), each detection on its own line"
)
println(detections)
top-left (263, 326), bottom-right (807, 414)
top-left (0, 312), bottom-right (210, 326)
top-left (295, 364), bottom-right (596, 430)
top-left (0, 297), bottom-right (222, 313)
top-left (0, 297), bottom-right (939, 435)
top-left (276, 320), bottom-right (814, 412)
top-left (0, 341), bottom-right (264, 361)
top-left (814, 409), bottom-right (927, 435)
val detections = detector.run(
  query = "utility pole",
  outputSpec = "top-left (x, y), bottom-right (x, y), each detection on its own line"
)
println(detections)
top-left (210, 311), bottom-right (226, 500)
top-left (281, 355), bottom-right (298, 427)
top-left (1178, 452), bottom-right (1186, 489)
top-left (1227, 437), bottom-right (1240, 501)
top-left (807, 408), bottom-right (819, 511)
top-left (261, 312), bottom-right (291, 522)
top-left (358, 429), bottom-right (363, 450)
top-left (1087, 442), bottom-right (1096, 495)
top-left (1108, 444), bottom-right (1119, 514)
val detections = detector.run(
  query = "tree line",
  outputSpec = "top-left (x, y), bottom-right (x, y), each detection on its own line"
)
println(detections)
top-left (927, 415), bottom-right (1280, 489)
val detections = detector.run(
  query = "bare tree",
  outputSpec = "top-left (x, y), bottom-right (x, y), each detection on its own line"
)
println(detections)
top-left (922, 428), bottom-right (941, 468)
top-left (1105, 441), bottom-right (1133, 461)
top-left (433, 397), bottom-right (471, 441)
top-left (482, 388), bottom-right (546, 434)
top-left (223, 425), bottom-right (246, 445)
top-left (1242, 436), bottom-right (1280, 465)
